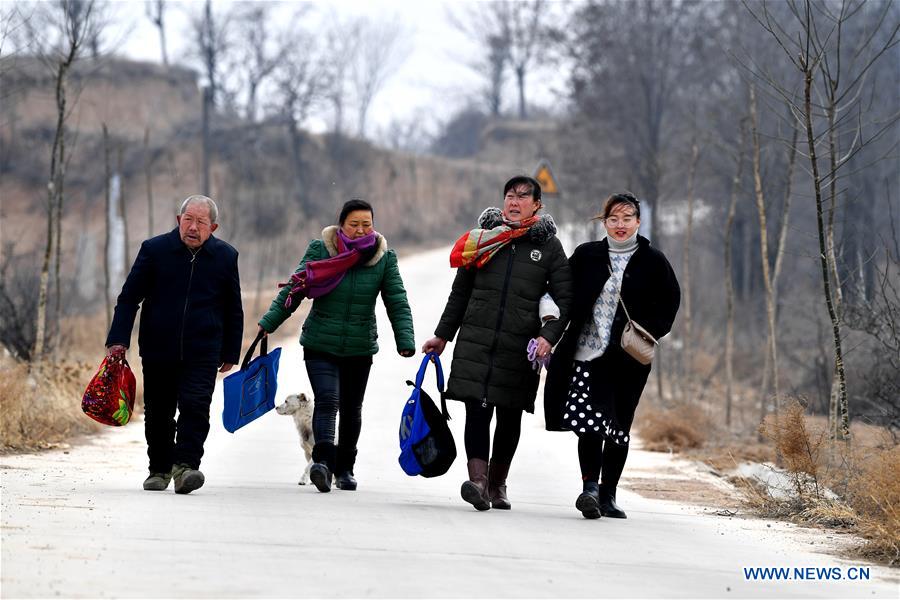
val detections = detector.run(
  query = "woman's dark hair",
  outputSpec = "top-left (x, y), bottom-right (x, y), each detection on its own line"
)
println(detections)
top-left (503, 175), bottom-right (542, 202)
top-left (599, 192), bottom-right (641, 220)
top-left (338, 199), bottom-right (374, 225)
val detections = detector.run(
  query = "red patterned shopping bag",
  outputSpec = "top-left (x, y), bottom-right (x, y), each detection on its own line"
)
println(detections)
top-left (81, 355), bottom-right (136, 426)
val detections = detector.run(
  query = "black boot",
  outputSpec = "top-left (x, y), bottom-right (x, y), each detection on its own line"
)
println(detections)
top-left (310, 442), bottom-right (336, 493)
top-left (335, 446), bottom-right (358, 491)
top-left (598, 484), bottom-right (627, 518)
top-left (575, 481), bottom-right (602, 520)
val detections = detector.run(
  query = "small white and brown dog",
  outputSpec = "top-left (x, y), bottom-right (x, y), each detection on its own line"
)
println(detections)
top-left (276, 393), bottom-right (315, 485)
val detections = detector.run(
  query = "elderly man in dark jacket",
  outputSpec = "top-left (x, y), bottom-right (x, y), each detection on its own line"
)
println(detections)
top-left (106, 195), bottom-right (243, 494)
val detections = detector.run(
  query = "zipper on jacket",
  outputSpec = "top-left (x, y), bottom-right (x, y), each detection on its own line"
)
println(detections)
top-left (340, 269), bottom-right (355, 355)
top-left (179, 250), bottom-right (199, 360)
top-left (481, 243), bottom-right (516, 407)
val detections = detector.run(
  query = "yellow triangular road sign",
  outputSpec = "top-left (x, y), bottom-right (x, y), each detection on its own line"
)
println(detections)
top-left (534, 160), bottom-right (560, 194)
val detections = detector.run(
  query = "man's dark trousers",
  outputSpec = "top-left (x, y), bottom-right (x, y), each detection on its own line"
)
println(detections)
top-left (143, 360), bottom-right (219, 472)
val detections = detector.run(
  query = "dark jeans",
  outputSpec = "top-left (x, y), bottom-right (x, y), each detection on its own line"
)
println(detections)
top-left (463, 401), bottom-right (523, 464)
top-left (141, 360), bottom-right (219, 473)
top-left (304, 353), bottom-right (372, 456)
top-left (577, 347), bottom-right (649, 491)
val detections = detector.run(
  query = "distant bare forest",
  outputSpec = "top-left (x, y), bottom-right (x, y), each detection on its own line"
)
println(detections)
top-left (1, 0), bottom-right (898, 442)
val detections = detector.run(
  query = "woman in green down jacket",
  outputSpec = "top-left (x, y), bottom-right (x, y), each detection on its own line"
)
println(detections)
top-left (422, 176), bottom-right (573, 511)
top-left (258, 199), bottom-right (414, 493)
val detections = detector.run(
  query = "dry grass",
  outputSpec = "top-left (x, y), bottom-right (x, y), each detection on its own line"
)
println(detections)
top-left (635, 402), bottom-right (711, 452)
top-left (759, 399), bottom-right (830, 498)
top-left (846, 446), bottom-right (900, 564)
top-left (0, 357), bottom-right (101, 451)
top-left (723, 398), bottom-right (900, 565)
top-left (0, 301), bottom-right (303, 452)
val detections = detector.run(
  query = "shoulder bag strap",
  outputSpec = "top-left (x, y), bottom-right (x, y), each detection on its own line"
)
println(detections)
top-left (607, 264), bottom-right (634, 324)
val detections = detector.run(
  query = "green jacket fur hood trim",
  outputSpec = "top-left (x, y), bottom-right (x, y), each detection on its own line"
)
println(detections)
top-left (259, 226), bottom-right (414, 357)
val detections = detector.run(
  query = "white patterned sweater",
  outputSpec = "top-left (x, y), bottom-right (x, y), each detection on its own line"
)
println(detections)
top-left (574, 244), bottom-right (637, 362)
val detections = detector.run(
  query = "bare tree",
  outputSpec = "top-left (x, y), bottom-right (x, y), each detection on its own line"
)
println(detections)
top-left (187, 0), bottom-right (229, 108)
top-left (447, 4), bottom-right (510, 117)
top-left (143, 126), bottom-right (154, 237)
top-left (749, 82), bottom-right (781, 435)
top-left (567, 0), bottom-right (715, 250)
top-left (103, 123), bottom-right (112, 326)
top-left (745, 0), bottom-right (899, 440)
top-left (228, 2), bottom-right (293, 123)
top-left (186, 0), bottom-right (230, 196)
top-left (31, 0), bottom-right (100, 363)
top-left (679, 139), bottom-right (700, 401)
top-left (350, 19), bottom-right (406, 138)
top-left (756, 102), bottom-right (799, 430)
top-left (273, 41), bottom-right (330, 199)
top-left (724, 119), bottom-right (748, 427)
top-left (145, 0), bottom-right (167, 66)
top-left (499, 0), bottom-right (547, 119)
top-left (322, 16), bottom-right (361, 135)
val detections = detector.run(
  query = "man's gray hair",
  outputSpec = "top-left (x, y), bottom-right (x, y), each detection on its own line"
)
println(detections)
top-left (179, 195), bottom-right (219, 223)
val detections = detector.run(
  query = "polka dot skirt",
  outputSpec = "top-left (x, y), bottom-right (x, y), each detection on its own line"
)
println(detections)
top-left (563, 361), bottom-right (629, 446)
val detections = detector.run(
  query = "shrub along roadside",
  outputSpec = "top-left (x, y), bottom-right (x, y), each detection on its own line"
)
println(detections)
top-left (740, 400), bottom-right (898, 566)
top-left (0, 359), bottom-right (101, 451)
top-left (636, 397), bottom-right (898, 566)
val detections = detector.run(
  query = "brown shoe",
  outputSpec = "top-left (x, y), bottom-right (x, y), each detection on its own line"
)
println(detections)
top-left (460, 458), bottom-right (490, 511)
top-left (488, 460), bottom-right (511, 510)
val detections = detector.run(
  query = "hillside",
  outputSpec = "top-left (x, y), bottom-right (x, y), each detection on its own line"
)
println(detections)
top-left (0, 57), bottom-right (572, 314)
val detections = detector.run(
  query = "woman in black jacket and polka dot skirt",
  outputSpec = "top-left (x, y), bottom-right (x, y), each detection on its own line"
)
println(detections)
top-left (544, 192), bottom-right (680, 519)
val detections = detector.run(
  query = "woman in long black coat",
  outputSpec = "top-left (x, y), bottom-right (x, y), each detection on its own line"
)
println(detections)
top-left (544, 192), bottom-right (680, 519)
top-left (423, 176), bottom-right (572, 512)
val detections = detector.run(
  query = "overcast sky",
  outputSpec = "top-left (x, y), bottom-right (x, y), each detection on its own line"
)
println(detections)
top-left (109, 0), bottom-right (570, 139)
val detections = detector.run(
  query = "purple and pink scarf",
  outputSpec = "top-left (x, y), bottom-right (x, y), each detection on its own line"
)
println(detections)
top-left (279, 230), bottom-right (378, 309)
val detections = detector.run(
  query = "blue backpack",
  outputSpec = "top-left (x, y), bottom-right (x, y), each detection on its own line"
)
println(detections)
top-left (398, 353), bottom-right (456, 477)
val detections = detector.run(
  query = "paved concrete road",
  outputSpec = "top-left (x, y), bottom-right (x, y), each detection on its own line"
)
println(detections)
top-left (2, 248), bottom-right (897, 598)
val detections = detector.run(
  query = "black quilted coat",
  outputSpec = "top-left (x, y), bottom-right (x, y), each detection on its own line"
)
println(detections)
top-left (434, 210), bottom-right (573, 412)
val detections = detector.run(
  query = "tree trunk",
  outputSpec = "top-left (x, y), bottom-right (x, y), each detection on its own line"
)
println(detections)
top-left (202, 86), bottom-right (211, 196)
top-left (826, 100), bottom-right (850, 441)
top-left (772, 123), bottom-right (798, 301)
top-left (516, 64), bottom-right (526, 119)
top-left (252, 237), bottom-right (272, 320)
top-left (288, 120), bottom-right (305, 198)
top-left (750, 84), bottom-right (780, 441)
top-left (103, 124), bottom-right (112, 328)
top-left (680, 141), bottom-right (699, 402)
top-left (802, 61), bottom-right (850, 441)
top-left (52, 83), bottom-right (69, 359)
top-left (157, 7), bottom-right (168, 66)
top-left (144, 127), bottom-right (154, 237)
top-left (332, 94), bottom-right (344, 137)
top-left (34, 61), bottom-right (70, 363)
top-left (117, 143), bottom-right (129, 268)
top-left (247, 81), bottom-right (258, 123)
top-left (724, 121), bottom-right (746, 428)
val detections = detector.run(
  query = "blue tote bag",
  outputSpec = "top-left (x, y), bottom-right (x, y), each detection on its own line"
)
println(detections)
top-left (222, 331), bottom-right (281, 433)
top-left (398, 353), bottom-right (456, 477)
